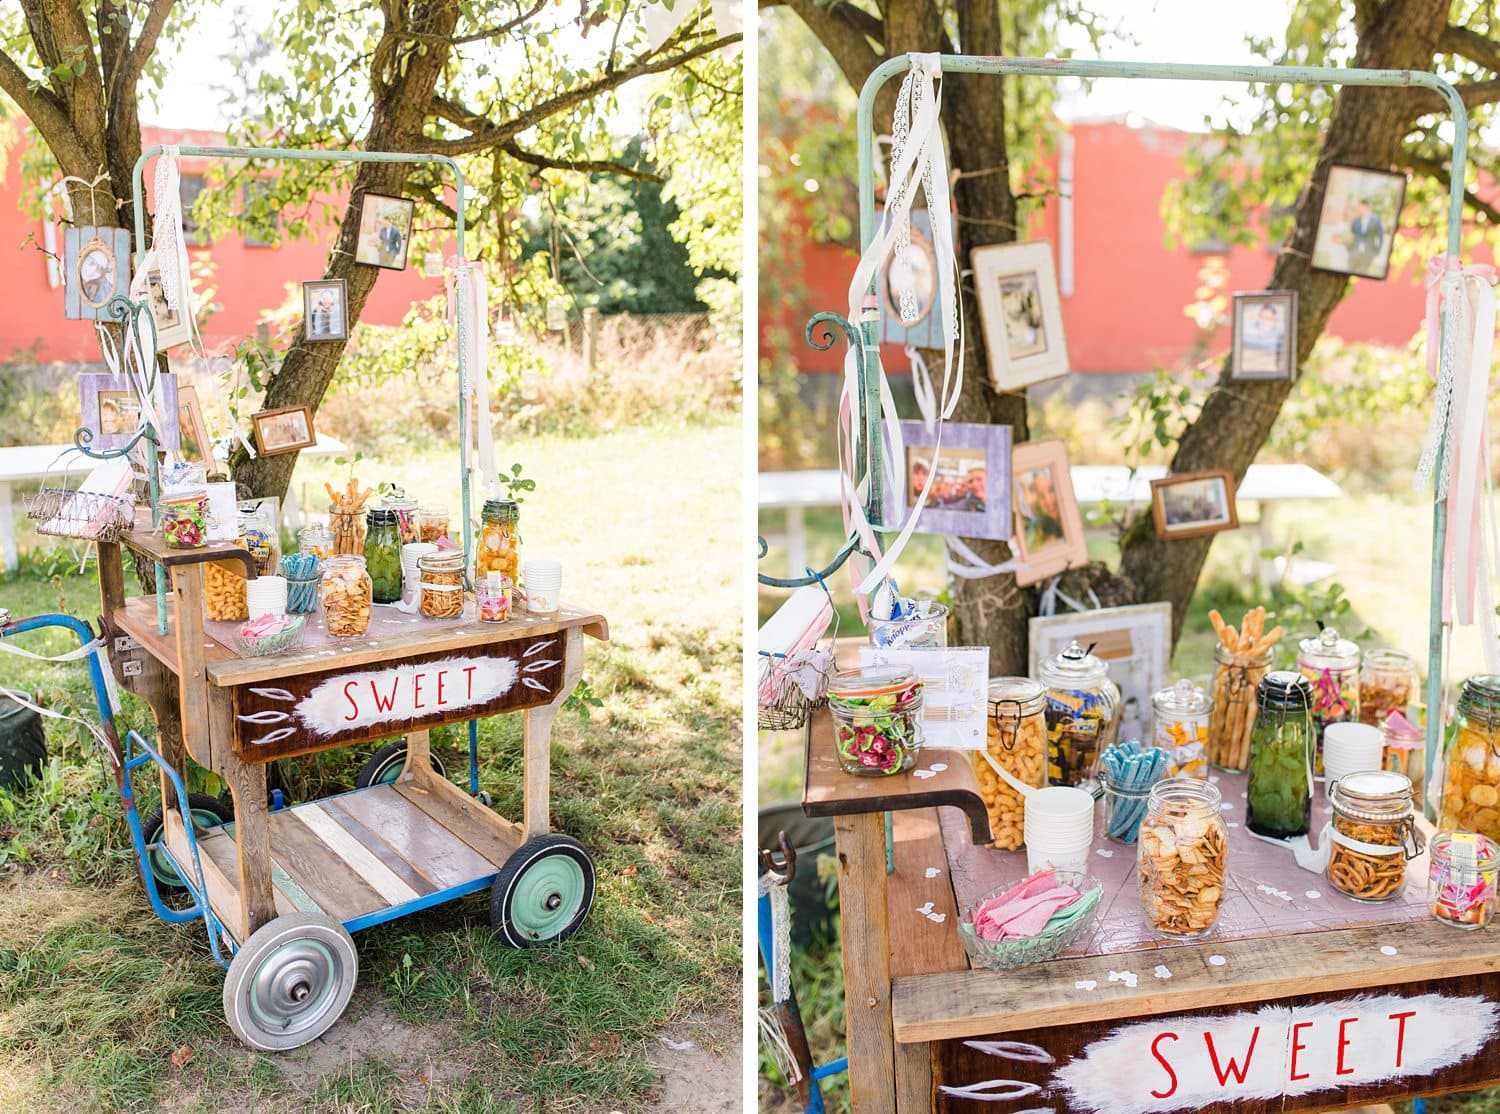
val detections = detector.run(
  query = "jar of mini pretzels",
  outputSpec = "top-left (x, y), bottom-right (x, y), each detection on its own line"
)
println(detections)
top-left (418, 548), bottom-right (466, 620)
top-left (1440, 674), bottom-right (1500, 841)
top-left (1137, 777), bottom-right (1228, 938)
top-left (320, 555), bottom-right (372, 638)
top-left (1326, 770), bottom-right (1420, 903)
top-left (973, 677), bottom-right (1047, 851)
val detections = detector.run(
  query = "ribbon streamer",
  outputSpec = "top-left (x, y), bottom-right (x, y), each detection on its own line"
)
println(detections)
top-left (448, 259), bottom-right (495, 497)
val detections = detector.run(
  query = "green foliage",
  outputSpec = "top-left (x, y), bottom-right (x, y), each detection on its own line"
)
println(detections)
top-left (497, 461), bottom-right (535, 505)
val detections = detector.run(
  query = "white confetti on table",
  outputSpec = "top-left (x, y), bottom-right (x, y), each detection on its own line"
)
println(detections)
top-left (1095, 848), bottom-right (1114, 858)
top-left (1074, 979), bottom-right (1098, 991)
top-left (930, 762), bottom-right (948, 772)
top-left (1305, 890), bottom-right (1321, 900)
top-left (1107, 970), bottom-right (1139, 988)
top-left (925, 867), bottom-right (940, 879)
top-left (1380, 945), bottom-right (1398, 956)
top-left (1153, 965), bottom-right (1173, 980)
top-left (1220, 801), bottom-right (1234, 812)
top-left (1208, 954), bottom-right (1226, 966)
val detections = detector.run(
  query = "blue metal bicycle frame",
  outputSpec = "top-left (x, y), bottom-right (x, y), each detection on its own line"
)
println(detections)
top-left (758, 885), bottom-right (848, 1109)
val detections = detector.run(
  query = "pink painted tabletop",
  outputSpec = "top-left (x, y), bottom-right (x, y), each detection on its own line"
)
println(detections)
top-left (940, 769), bottom-right (1433, 960)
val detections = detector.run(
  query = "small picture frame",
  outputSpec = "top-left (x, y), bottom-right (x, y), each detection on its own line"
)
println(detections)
top-left (1310, 163), bottom-right (1407, 281)
top-left (302, 279), bottom-right (349, 342)
top-left (971, 240), bottom-right (1070, 392)
top-left (1011, 439), bottom-right (1087, 586)
top-left (145, 263), bottom-right (192, 351)
top-left (1150, 470), bottom-right (1239, 539)
top-left (880, 209), bottom-right (946, 348)
top-left (79, 372), bottom-right (180, 452)
top-left (883, 420), bottom-right (1012, 540)
top-left (251, 405), bottom-right (316, 457)
top-left (354, 191), bottom-right (415, 270)
top-left (64, 226), bottom-right (131, 321)
top-left (176, 384), bottom-right (211, 463)
top-left (1230, 291), bottom-right (1298, 381)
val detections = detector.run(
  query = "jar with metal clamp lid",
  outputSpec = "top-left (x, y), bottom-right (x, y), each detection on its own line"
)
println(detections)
top-left (363, 508), bottom-right (403, 603)
top-left (418, 548), bottom-right (466, 620)
top-left (973, 678), bottom-right (1047, 850)
top-left (1326, 769), bottom-right (1420, 903)
top-left (1152, 679), bottom-right (1210, 778)
top-left (1297, 627), bottom-right (1361, 774)
top-left (1358, 648), bottom-right (1417, 727)
top-left (476, 498), bottom-right (519, 584)
top-left (1037, 640), bottom-right (1119, 790)
top-left (1440, 674), bottom-right (1500, 841)
top-left (1246, 670), bottom-right (1315, 838)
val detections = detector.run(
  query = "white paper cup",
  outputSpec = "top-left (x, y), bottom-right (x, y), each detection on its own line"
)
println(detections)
top-left (1027, 841), bottom-right (1092, 876)
top-left (245, 575), bottom-right (288, 621)
top-left (1323, 721), bottom-right (1385, 788)
top-left (523, 559), bottom-right (562, 614)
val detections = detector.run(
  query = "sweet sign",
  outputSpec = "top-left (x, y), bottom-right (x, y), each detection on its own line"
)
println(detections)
top-left (934, 975), bottom-right (1500, 1113)
top-left (231, 637), bottom-right (565, 761)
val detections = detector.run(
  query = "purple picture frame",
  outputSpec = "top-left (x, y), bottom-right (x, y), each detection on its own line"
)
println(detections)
top-left (79, 371), bottom-right (180, 453)
top-left (883, 420), bottom-right (1012, 540)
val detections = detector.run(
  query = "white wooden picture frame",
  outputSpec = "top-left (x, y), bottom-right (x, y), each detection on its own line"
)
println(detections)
top-left (972, 240), bottom-right (1070, 392)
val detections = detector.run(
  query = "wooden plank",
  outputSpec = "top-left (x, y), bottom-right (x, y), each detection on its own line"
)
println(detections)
top-left (931, 973), bottom-right (1500, 1114)
top-left (803, 713), bottom-right (991, 843)
top-left (267, 804), bottom-right (386, 921)
top-left (893, 1041), bottom-right (933, 1113)
top-left (120, 508), bottom-right (257, 578)
top-left (330, 787), bottom-right (497, 888)
top-left (836, 811), bottom-right (897, 1113)
top-left (524, 626), bottom-right (585, 839)
top-left (887, 808), bottom-right (968, 981)
top-left (892, 916), bottom-right (1500, 1044)
top-left (161, 811), bottom-right (247, 940)
top-left (220, 744), bottom-right (277, 935)
top-left (209, 823), bottom-right (320, 916)
top-left (393, 768), bottom-right (524, 864)
top-left (289, 803), bottom-right (422, 906)
top-left (401, 729), bottom-right (432, 784)
top-left (319, 795), bottom-right (440, 895)
top-left (169, 567), bottom-right (215, 769)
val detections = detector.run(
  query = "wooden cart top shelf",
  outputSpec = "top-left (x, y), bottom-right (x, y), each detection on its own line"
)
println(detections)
top-left (119, 510), bottom-right (259, 579)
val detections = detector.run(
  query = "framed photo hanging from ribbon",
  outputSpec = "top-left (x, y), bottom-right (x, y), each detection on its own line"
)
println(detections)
top-left (884, 420), bottom-right (1012, 540)
top-left (64, 226), bottom-right (131, 321)
top-left (972, 240), bottom-right (1070, 392)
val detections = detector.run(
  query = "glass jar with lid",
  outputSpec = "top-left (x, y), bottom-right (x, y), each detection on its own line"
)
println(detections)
top-left (1208, 642), bottom-right (1275, 773)
top-left (298, 522), bottom-right (332, 560)
top-left (1429, 831), bottom-right (1500, 929)
top-left (1358, 648), bottom-right (1417, 727)
top-left (1245, 670), bottom-right (1316, 838)
top-left (476, 498), bottom-right (519, 584)
top-left (237, 504), bottom-right (280, 577)
top-left (381, 490), bottom-right (420, 545)
top-left (363, 508), bottom-right (403, 603)
top-left (418, 503), bottom-right (451, 544)
top-left (1440, 674), bottom-right (1500, 840)
top-left (1297, 627), bottom-right (1361, 773)
top-left (827, 666), bottom-right (924, 777)
top-left (418, 548), bottom-right (466, 620)
top-left (1152, 679), bottom-right (1210, 778)
top-left (320, 555), bottom-right (372, 637)
top-left (1326, 770), bottom-right (1419, 903)
top-left (1037, 640), bottom-right (1119, 789)
top-left (1379, 709), bottom-right (1425, 797)
top-left (1137, 777), bottom-right (1228, 938)
top-left (330, 501), bottom-right (366, 555)
top-left (973, 678), bottom-right (1046, 850)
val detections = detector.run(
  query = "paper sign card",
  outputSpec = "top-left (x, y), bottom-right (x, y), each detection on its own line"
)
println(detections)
top-left (859, 645), bottom-right (989, 750)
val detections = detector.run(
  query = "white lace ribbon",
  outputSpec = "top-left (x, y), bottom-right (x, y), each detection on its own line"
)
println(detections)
top-left (757, 871), bottom-right (792, 1004)
top-left (448, 259), bottom-right (495, 496)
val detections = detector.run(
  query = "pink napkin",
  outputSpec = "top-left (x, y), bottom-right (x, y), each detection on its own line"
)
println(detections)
top-left (972, 869), bottom-right (1080, 941)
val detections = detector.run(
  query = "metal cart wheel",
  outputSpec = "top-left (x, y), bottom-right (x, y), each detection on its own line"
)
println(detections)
top-left (490, 834), bottom-right (596, 948)
top-left (223, 912), bottom-right (359, 1051)
top-left (355, 739), bottom-right (448, 788)
top-left (140, 793), bottom-right (234, 891)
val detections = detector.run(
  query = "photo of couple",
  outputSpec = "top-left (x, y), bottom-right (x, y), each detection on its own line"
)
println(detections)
top-left (1311, 164), bottom-right (1406, 280)
top-left (906, 446), bottom-right (986, 512)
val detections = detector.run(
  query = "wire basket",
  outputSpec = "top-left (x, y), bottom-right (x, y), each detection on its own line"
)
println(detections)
top-left (757, 651), bottom-right (833, 732)
top-left (957, 872), bottom-right (1104, 970)
top-left (24, 487), bottom-right (135, 543)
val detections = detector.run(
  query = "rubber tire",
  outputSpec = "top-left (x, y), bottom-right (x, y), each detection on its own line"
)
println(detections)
top-left (354, 739), bottom-right (448, 788)
top-left (223, 912), bottom-right (359, 1052)
top-left (489, 834), bottom-right (596, 948)
top-left (0, 696), bottom-right (47, 792)
top-left (140, 793), bottom-right (234, 891)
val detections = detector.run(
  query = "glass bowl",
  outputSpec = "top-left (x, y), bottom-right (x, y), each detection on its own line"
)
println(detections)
top-left (232, 617), bottom-right (308, 658)
top-left (957, 871), bottom-right (1104, 970)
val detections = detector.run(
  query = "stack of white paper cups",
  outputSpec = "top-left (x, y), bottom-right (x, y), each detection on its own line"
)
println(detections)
top-left (523, 559), bottom-right (562, 614)
top-left (1024, 786), bottom-right (1096, 875)
top-left (1323, 721), bottom-right (1385, 790)
top-left (245, 575), bottom-right (288, 621)
top-left (401, 542), bottom-right (437, 607)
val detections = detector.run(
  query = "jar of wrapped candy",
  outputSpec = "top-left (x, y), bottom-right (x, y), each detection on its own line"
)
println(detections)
top-left (418, 549), bottom-right (466, 620)
top-left (1326, 770), bottom-right (1419, 903)
top-left (1359, 648), bottom-right (1417, 727)
top-left (320, 555), bottom-right (372, 638)
top-left (1246, 671), bottom-right (1315, 839)
top-left (160, 492), bottom-right (208, 549)
top-left (381, 491), bottom-right (420, 545)
top-left (1208, 642), bottom-right (1275, 773)
top-left (364, 508), bottom-right (403, 604)
top-left (418, 504), bottom-right (450, 544)
top-left (1429, 831), bottom-right (1499, 929)
top-left (867, 601), bottom-right (949, 649)
top-left (828, 666), bottom-right (924, 777)
top-left (1439, 674), bottom-right (1500, 841)
top-left (973, 678), bottom-right (1047, 850)
top-left (297, 523), bottom-right (332, 560)
top-left (1298, 627), bottom-right (1361, 773)
top-left (477, 572), bottom-right (512, 622)
top-left (476, 498), bottom-right (519, 584)
top-left (1037, 640), bottom-right (1119, 789)
top-left (1137, 777), bottom-right (1228, 938)
top-left (237, 505), bottom-right (280, 577)
top-left (1152, 679), bottom-right (1210, 778)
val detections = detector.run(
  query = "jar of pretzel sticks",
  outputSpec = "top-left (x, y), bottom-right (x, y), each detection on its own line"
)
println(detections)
top-left (973, 678), bottom-right (1047, 851)
top-left (1440, 674), bottom-right (1500, 842)
top-left (1326, 770), bottom-right (1419, 903)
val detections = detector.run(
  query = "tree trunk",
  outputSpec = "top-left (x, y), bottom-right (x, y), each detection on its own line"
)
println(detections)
top-left (1118, 0), bottom-right (1452, 648)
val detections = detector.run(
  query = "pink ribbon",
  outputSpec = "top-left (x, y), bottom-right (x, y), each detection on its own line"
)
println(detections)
top-left (1424, 255), bottom-right (1497, 381)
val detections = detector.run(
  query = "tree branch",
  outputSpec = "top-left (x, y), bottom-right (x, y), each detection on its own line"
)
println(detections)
top-left (769, 0), bottom-right (886, 98)
top-left (1440, 24), bottom-right (1500, 73)
top-left (500, 138), bottom-right (664, 182)
top-left (0, 46), bottom-right (80, 154)
top-left (118, 0), bottom-right (175, 99)
top-left (395, 0), bottom-right (548, 45)
top-left (1401, 149), bottom-right (1500, 226)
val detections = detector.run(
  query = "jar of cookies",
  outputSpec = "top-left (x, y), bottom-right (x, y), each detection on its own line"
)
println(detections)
top-left (1038, 640), bottom-right (1119, 789)
top-left (320, 555), bottom-right (372, 638)
top-left (1245, 671), bottom-right (1315, 839)
top-left (476, 498), bottom-right (519, 584)
top-left (418, 549), bottom-right (466, 620)
top-left (1152, 679), bottom-right (1210, 778)
top-left (1297, 627), bottom-right (1361, 773)
top-left (1137, 777), bottom-right (1228, 938)
top-left (1359, 648), bottom-right (1417, 727)
top-left (1326, 770), bottom-right (1419, 903)
top-left (1439, 674), bottom-right (1500, 841)
top-left (973, 678), bottom-right (1047, 850)
top-left (1208, 642), bottom-right (1275, 773)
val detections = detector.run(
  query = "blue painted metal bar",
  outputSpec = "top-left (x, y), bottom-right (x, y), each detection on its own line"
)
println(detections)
top-left (342, 873), bottom-right (497, 935)
top-left (468, 719), bottom-right (481, 796)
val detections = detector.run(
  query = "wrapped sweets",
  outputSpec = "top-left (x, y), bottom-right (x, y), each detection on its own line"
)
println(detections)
top-left (1206, 607), bottom-right (1282, 772)
top-left (1296, 626), bottom-right (1361, 774)
top-left (1152, 679), bottom-right (1210, 778)
top-left (827, 666), bottom-right (924, 776)
top-left (974, 678), bottom-right (1047, 850)
top-left (1037, 641), bottom-right (1119, 788)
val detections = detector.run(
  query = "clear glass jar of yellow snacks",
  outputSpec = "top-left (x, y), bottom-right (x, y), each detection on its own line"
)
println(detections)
top-left (320, 555), bottom-right (372, 638)
top-left (1138, 777), bottom-right (1228, 938)
top-left (1152, 679), bottom-right (1210, 778)
top-left (1440, 675), bottom-right (1500, 841)
top-left (974, 678), bottom-right (1047, 850)
top-left (475, 498), bottom-right (519, 584)
top-left (205, 562), bottom-right (248, 622)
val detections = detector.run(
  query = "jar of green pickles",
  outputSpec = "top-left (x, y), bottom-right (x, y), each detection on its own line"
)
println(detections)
top-left (1246, 670), bottom-right (1316, 839)
top-left (364, 508), bottom-right (403, 604)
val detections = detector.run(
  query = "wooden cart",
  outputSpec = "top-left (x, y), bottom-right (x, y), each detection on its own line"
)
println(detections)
top-left (803, 715), bottom-right (1500, 1112)
top-left (96, 517), bottom-right (607, 1050)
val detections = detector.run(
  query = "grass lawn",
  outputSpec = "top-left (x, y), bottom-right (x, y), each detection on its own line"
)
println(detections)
top-left (0, 420), bottom-right (741, 1113)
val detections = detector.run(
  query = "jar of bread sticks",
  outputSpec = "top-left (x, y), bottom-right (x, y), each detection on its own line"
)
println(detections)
top-left (1326, 770), bottom-right (1419, 903)
top-left (1205, 608), bottom-right (1282, 773)
top-left (973, 678), bottom-right (1047, 850)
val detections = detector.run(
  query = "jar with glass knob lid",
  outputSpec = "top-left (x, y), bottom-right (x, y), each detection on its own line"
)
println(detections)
top-left (1037, 640), bottom-right (1120, 790)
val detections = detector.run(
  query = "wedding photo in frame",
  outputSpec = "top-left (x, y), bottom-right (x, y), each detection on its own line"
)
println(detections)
top-left (972, 240), bottom-right (1069, 392)
top-left (1011, 438), bottom-right (1087, 586)
top-left (144, 262), bottom-right (193, 350)
top-left (354, 191), bottom-right (415, 270)
top-left (1150, 469), bottom-right (1239, 539)
top-left (251, 405), bottom-right (316, 456)
top-left (1310, 163), bottom-right (1407, 281)
top-left (883, 420), bottom-right (1012, 540)
top-left (1230, 290), bottom-right (1298, 381)
top-left (175, 384), bottom-right (212, 463)
top-left (302, 278), bottom-right (348, 341)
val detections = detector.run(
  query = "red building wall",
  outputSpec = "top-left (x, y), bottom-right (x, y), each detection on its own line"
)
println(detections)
top-left (764, 118), bottom-right (1465, 374)
top-left (0, 125), bottom-right (445, 364)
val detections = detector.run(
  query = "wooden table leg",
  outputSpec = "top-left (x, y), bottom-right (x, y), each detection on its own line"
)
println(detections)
top-left (216, 686), bottom-right (276, 937)
top-left (894, 1039), bottom-right (933, 1110)
top-left (836, 811), bottom-right (897, 1113)
top-left (522, 626), bottom-right (583, 840)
